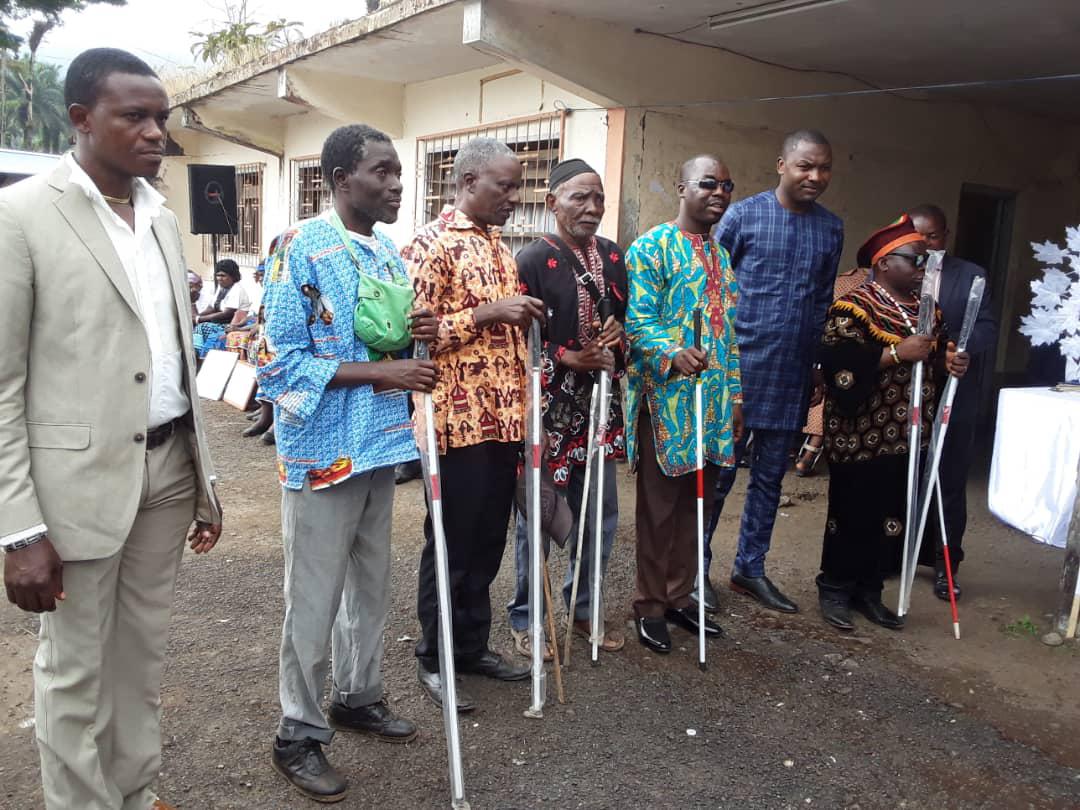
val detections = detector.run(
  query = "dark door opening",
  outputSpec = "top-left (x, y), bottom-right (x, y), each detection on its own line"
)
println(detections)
top-left (952, 183), bottom-right (1016, 428)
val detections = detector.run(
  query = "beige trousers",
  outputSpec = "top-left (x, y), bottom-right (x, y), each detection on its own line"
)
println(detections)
top-left (34, 428), bottom-right (197, 810)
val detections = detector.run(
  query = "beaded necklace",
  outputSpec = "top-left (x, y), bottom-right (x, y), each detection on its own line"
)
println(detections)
top-left (870, 281), bottom-right (917, 335)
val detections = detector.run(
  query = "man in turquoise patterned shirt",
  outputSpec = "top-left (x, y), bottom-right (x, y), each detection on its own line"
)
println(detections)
top-left (625, 155), bottom-right (744, 654)
top-left (258, 125), bottom-right (437, 803)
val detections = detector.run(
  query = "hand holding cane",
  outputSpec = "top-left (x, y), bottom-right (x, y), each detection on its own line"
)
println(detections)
top-left (590, 296), bottom-right (615, 666)
top-left (693, 307), bottom-right (707, 672)
top-left (525, 318), bottom-right (547, 719)
top-left (414, 341), bottom-right (470, 810)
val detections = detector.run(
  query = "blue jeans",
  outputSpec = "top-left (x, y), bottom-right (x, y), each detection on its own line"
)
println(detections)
top-left (704, 428), bottom-right (794, 579)
top-left (507, 458), bottom-right (618, 632)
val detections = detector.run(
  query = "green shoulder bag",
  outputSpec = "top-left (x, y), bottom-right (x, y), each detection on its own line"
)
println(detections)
top-left (327, 211), bottom-right (414, 358)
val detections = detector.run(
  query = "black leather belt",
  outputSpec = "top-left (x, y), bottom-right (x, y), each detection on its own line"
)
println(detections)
top-left (146, 417), bottom-right (182, 450)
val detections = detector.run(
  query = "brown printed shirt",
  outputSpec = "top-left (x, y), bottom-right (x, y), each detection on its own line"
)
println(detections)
top-left (403, 205), bottom-right (527, 453)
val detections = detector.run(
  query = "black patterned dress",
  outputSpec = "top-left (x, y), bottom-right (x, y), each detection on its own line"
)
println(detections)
top-left (817, 282), bottom-right (945, 600)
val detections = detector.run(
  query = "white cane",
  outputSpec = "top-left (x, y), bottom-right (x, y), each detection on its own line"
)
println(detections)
top-left (693, 307), bottom-right (707, 671)
top-left (590, 297), bottom-right (616, 666)
top-left (905, 275), bottom-right (986, 620)
top-left (898, 279), bottom-right (937, 618)
top-left (525, 319), bottom-right (547, 719)
top-left (564, 383), bottom-right (598, 667)
top-left (414, 342), bottom-right (470, 810)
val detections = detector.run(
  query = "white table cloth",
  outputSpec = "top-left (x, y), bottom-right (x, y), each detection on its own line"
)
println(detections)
top-left (988, 387), bottom-right (1080, 548)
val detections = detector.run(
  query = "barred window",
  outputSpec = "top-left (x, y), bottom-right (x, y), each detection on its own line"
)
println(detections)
top-left (202, 163), bottom-right (263, 263)
top-left (292, 156), bottom-right (332, 222)
top-left (415, 112), bottom-right (564, 256)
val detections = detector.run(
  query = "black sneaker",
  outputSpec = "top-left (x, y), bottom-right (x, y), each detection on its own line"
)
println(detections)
top-left (271, 737), bottom-right (347, 803)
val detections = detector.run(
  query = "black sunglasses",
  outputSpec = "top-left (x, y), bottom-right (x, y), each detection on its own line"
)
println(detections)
top-left (886, 251), bottom-right (928, 269)
top-left (687, 178), bottom-right (735, 193)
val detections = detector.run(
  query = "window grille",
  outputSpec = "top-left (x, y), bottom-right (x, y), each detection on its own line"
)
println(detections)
top-left (415, 112), bottom-right (564, 256)
top-left (292, 156), bottom-right (332, 223)
top-left (201, 162), bottom-right (263, 263)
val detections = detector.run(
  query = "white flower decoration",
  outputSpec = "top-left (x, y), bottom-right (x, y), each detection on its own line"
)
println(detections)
top-left (1020, 227), bottom-right (1080, 381)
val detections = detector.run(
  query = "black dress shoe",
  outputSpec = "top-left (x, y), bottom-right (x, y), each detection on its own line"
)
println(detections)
top-left (417, 664), bottom-right (476, 713)
top-left (242, 422), bottom-right (270, 437)
top-left (665, 607), bottom-right (724, 637)
top-left (261, 427), bottom-right (276, 446)
top-left (636, 616), bottom-right (671, 654)
top-left (456, 649), bottom-right (530, 681)
top-left (730, 573), bottom-right (799, 613)
top-left (327, 700), bottom-right (418, 743)
top-left (934, 571), bottom-right (962, 601)
top-left (395, 460), bottom-right (423, 485)
top-left (690, 577), bottom-right (720, 614)
top-left (271, 737), bottom-right (347, 803)
top-left (851, 596), bottom-right (904, 630)
top-left (819, 598), bottom-right (854, 631)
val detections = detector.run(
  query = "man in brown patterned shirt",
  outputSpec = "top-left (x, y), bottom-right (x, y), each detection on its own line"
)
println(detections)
top-left (403, 138), bottom-right (545, 709)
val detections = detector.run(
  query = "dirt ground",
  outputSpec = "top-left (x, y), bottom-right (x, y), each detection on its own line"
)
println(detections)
top-left (2, 401), bottom-right (1079, 810)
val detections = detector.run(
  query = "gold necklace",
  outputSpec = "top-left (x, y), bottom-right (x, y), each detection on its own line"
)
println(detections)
top-left (102, 192), bottom-right (132, 205)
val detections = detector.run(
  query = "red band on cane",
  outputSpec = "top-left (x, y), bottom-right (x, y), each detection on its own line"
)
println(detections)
top-left (430, 474), bottom-right (441, 501)
top-left (942, 405), bottom-right (951, 425)
top-left (532, 444), bottom-right (541, 467)
top-left (696, 472), bottom-right (704, 498)
top-left (910, 405), bottom-right (920, 425)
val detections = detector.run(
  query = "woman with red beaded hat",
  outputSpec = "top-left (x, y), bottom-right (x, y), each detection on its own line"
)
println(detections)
top-left (815, 215), bottom-right (969, 632)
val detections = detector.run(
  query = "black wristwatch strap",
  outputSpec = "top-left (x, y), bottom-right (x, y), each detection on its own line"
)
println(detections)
top-left (3, 533), bottom-right (47, 553)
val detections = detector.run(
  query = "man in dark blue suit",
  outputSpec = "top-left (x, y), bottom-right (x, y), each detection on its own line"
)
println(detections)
top-left (910, 204), bottom-right (998, 600)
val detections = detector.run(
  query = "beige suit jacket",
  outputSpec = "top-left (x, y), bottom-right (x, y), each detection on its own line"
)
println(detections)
top-left (0, 161), bottom-right (222, 562)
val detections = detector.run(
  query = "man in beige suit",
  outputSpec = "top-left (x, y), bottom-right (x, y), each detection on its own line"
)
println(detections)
top-left (0, 48), bottom-right (222, 810)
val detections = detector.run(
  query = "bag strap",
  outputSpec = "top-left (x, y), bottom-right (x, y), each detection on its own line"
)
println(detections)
top-left (546, 234), bottom-right (604, 304)
top-left (326, 210), bottom-right (407, 285)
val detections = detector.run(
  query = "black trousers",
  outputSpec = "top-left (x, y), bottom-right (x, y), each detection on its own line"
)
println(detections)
top-left (415, 440), bottom-right (519, 671)
top-left (938, 401), bottom-right (976, 570)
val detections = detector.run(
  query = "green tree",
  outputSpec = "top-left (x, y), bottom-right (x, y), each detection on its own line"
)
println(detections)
top-left (190, 1), bottom-right (301, 65)
top-left (0, 0), bottom-right (125, 51)
top-left (1, 53), bottom-right (66, 151)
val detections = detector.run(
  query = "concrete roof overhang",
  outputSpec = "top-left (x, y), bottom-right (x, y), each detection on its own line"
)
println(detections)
top-left (170, 0), bottom-right (499, 152)
top-left (506, 0), bottom-right (1080, 121)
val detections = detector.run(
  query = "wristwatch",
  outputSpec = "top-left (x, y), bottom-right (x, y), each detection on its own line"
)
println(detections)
top-left (3, 532), bottom-right (47, 553)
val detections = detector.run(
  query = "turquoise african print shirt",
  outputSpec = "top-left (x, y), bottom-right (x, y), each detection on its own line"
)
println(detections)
top-left (625, 222), bottom-right (742, 477)
top-left (257, 214), bottom-right (417, 490)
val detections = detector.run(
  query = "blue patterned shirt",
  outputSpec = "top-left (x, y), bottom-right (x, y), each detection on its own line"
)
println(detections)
top-left (715, 190), bottom-right (843, 431)
top-left (257, 214), bottom-right (417, 490)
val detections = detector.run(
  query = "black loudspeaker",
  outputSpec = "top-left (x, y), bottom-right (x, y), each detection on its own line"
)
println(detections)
top-left (188, 164), bottom-right (238, 235)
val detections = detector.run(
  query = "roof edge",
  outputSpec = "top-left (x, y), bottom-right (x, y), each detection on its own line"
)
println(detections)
top-left (172, 0), bottom-right (460, 107)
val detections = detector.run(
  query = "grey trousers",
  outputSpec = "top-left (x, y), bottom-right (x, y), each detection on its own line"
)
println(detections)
top-left (35, 428), bottom-right (197, 810)
top-left (277, 467), bottom-right (394, 744)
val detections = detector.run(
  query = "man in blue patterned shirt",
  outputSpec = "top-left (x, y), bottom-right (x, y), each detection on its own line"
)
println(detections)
top-left (257, 125), bottom-right (438, 804)
top-left (701, 129), bottom-right (844, 615)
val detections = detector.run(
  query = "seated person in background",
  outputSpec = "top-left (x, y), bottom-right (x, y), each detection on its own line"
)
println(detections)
top-left (194, 259), bottom-right (250, 357)
top-left (188, 270), bottom-right (204, 320)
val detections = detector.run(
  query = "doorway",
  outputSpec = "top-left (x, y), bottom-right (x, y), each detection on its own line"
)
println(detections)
top-left (952, 183), bottom-right (1016, 430)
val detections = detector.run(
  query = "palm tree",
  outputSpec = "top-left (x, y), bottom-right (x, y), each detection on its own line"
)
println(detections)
top-left (1, 54), bottom-right (67, 152)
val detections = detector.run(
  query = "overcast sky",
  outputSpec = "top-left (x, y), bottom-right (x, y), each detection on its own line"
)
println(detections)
top-left (13, 0), bottom-right (351, 74)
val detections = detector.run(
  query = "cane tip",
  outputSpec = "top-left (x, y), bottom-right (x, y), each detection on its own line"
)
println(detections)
top-left (699, 662), bottom-right (707, 672)
top-left (523, 708), bottom-right (543, 720)
top-left (953, 623), bottom-right (961, 640)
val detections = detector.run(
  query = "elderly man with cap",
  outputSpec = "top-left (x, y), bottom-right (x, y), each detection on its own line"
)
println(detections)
top-left (816, 215), bottom-right (969, 631)
top-left (403, 138), bottom-right (546, 708)
top-left (506, 158), bottom-right (628, 658)
top-left (625, 154), bottom-right (743, 654)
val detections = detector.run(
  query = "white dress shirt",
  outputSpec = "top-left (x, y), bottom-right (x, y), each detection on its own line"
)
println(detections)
top-left (65, 154), bottom-right (190, 430)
